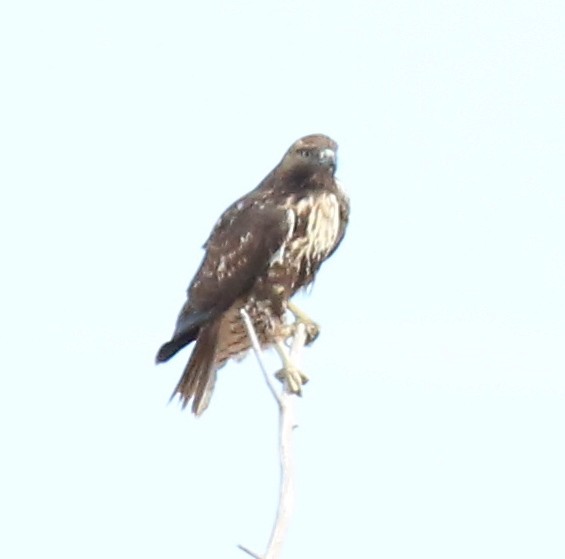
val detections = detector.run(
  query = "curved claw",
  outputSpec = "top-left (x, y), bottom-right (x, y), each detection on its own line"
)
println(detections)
top-left (303, 321), bottom-right (320, 345)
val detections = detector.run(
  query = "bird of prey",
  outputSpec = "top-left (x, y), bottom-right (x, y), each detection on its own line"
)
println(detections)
top-left (156, 133), bottom-right (350, 415)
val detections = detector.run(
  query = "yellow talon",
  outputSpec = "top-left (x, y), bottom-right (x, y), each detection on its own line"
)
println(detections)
top-left (287, 301), bottom-right (320, 345)
top-left (274, 340), bottom-right (310, 394)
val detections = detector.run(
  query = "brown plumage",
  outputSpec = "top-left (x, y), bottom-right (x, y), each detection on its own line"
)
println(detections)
top-left (156, 134), bottom-right (350, 415)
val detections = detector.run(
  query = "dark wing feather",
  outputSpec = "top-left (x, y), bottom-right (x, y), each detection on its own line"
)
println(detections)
top-left (189, 199), bottom-right (290, 312)
top-left (155, 307), bottom-right (215, 362)
top-left (156, 199), bottom-right (290, 362)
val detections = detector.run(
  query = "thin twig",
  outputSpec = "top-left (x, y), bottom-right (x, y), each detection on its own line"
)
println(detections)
top-left (237, 544), bottom-right (262, 559)
top-left (240, 308), bottom-right (282, 407)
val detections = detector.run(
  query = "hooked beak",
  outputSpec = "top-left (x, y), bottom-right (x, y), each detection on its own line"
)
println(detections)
top-left (319, 148), bottom-right (336, 169)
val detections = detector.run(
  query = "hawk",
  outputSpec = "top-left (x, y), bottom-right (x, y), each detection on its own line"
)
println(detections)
top-left (156, 134), bottom-right (350, 415)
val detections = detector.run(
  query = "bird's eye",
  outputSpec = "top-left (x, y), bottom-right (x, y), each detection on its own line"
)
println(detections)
top-left (298, 149), bottom-right (310, 158)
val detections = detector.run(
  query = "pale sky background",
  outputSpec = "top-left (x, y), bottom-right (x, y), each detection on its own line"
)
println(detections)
top-left (1, 1), bottom-right (564, 558)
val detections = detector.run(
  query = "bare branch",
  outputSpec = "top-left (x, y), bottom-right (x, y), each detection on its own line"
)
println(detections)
top-left (238, 314), bottom-right (308, 559)
top-left (264, 322), bottom-right (305, 559)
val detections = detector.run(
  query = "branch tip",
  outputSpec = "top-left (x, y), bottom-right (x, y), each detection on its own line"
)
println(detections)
top-left (237, 544), bottom-right (263, 559)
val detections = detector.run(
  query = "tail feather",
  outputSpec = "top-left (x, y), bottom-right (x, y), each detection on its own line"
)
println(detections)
top-left (156, 337), bottom-right (193, 363)
top-left (156, 307), bottom-right (216, 363)
top-left (170, 320), bottom-right (221, 416)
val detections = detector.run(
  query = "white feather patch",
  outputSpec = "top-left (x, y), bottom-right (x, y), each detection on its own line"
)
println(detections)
top-left (292, 192), bottom-right (341, 265)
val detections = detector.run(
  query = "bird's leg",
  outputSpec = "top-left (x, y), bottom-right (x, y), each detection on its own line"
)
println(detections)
top-left (274, 340), bottom-right (309, 395)
top-left (287, 301), bottom-right (320, 345)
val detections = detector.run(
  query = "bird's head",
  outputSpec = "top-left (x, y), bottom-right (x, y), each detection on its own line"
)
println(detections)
top-left (279, 134), bottom-right (338, 177)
